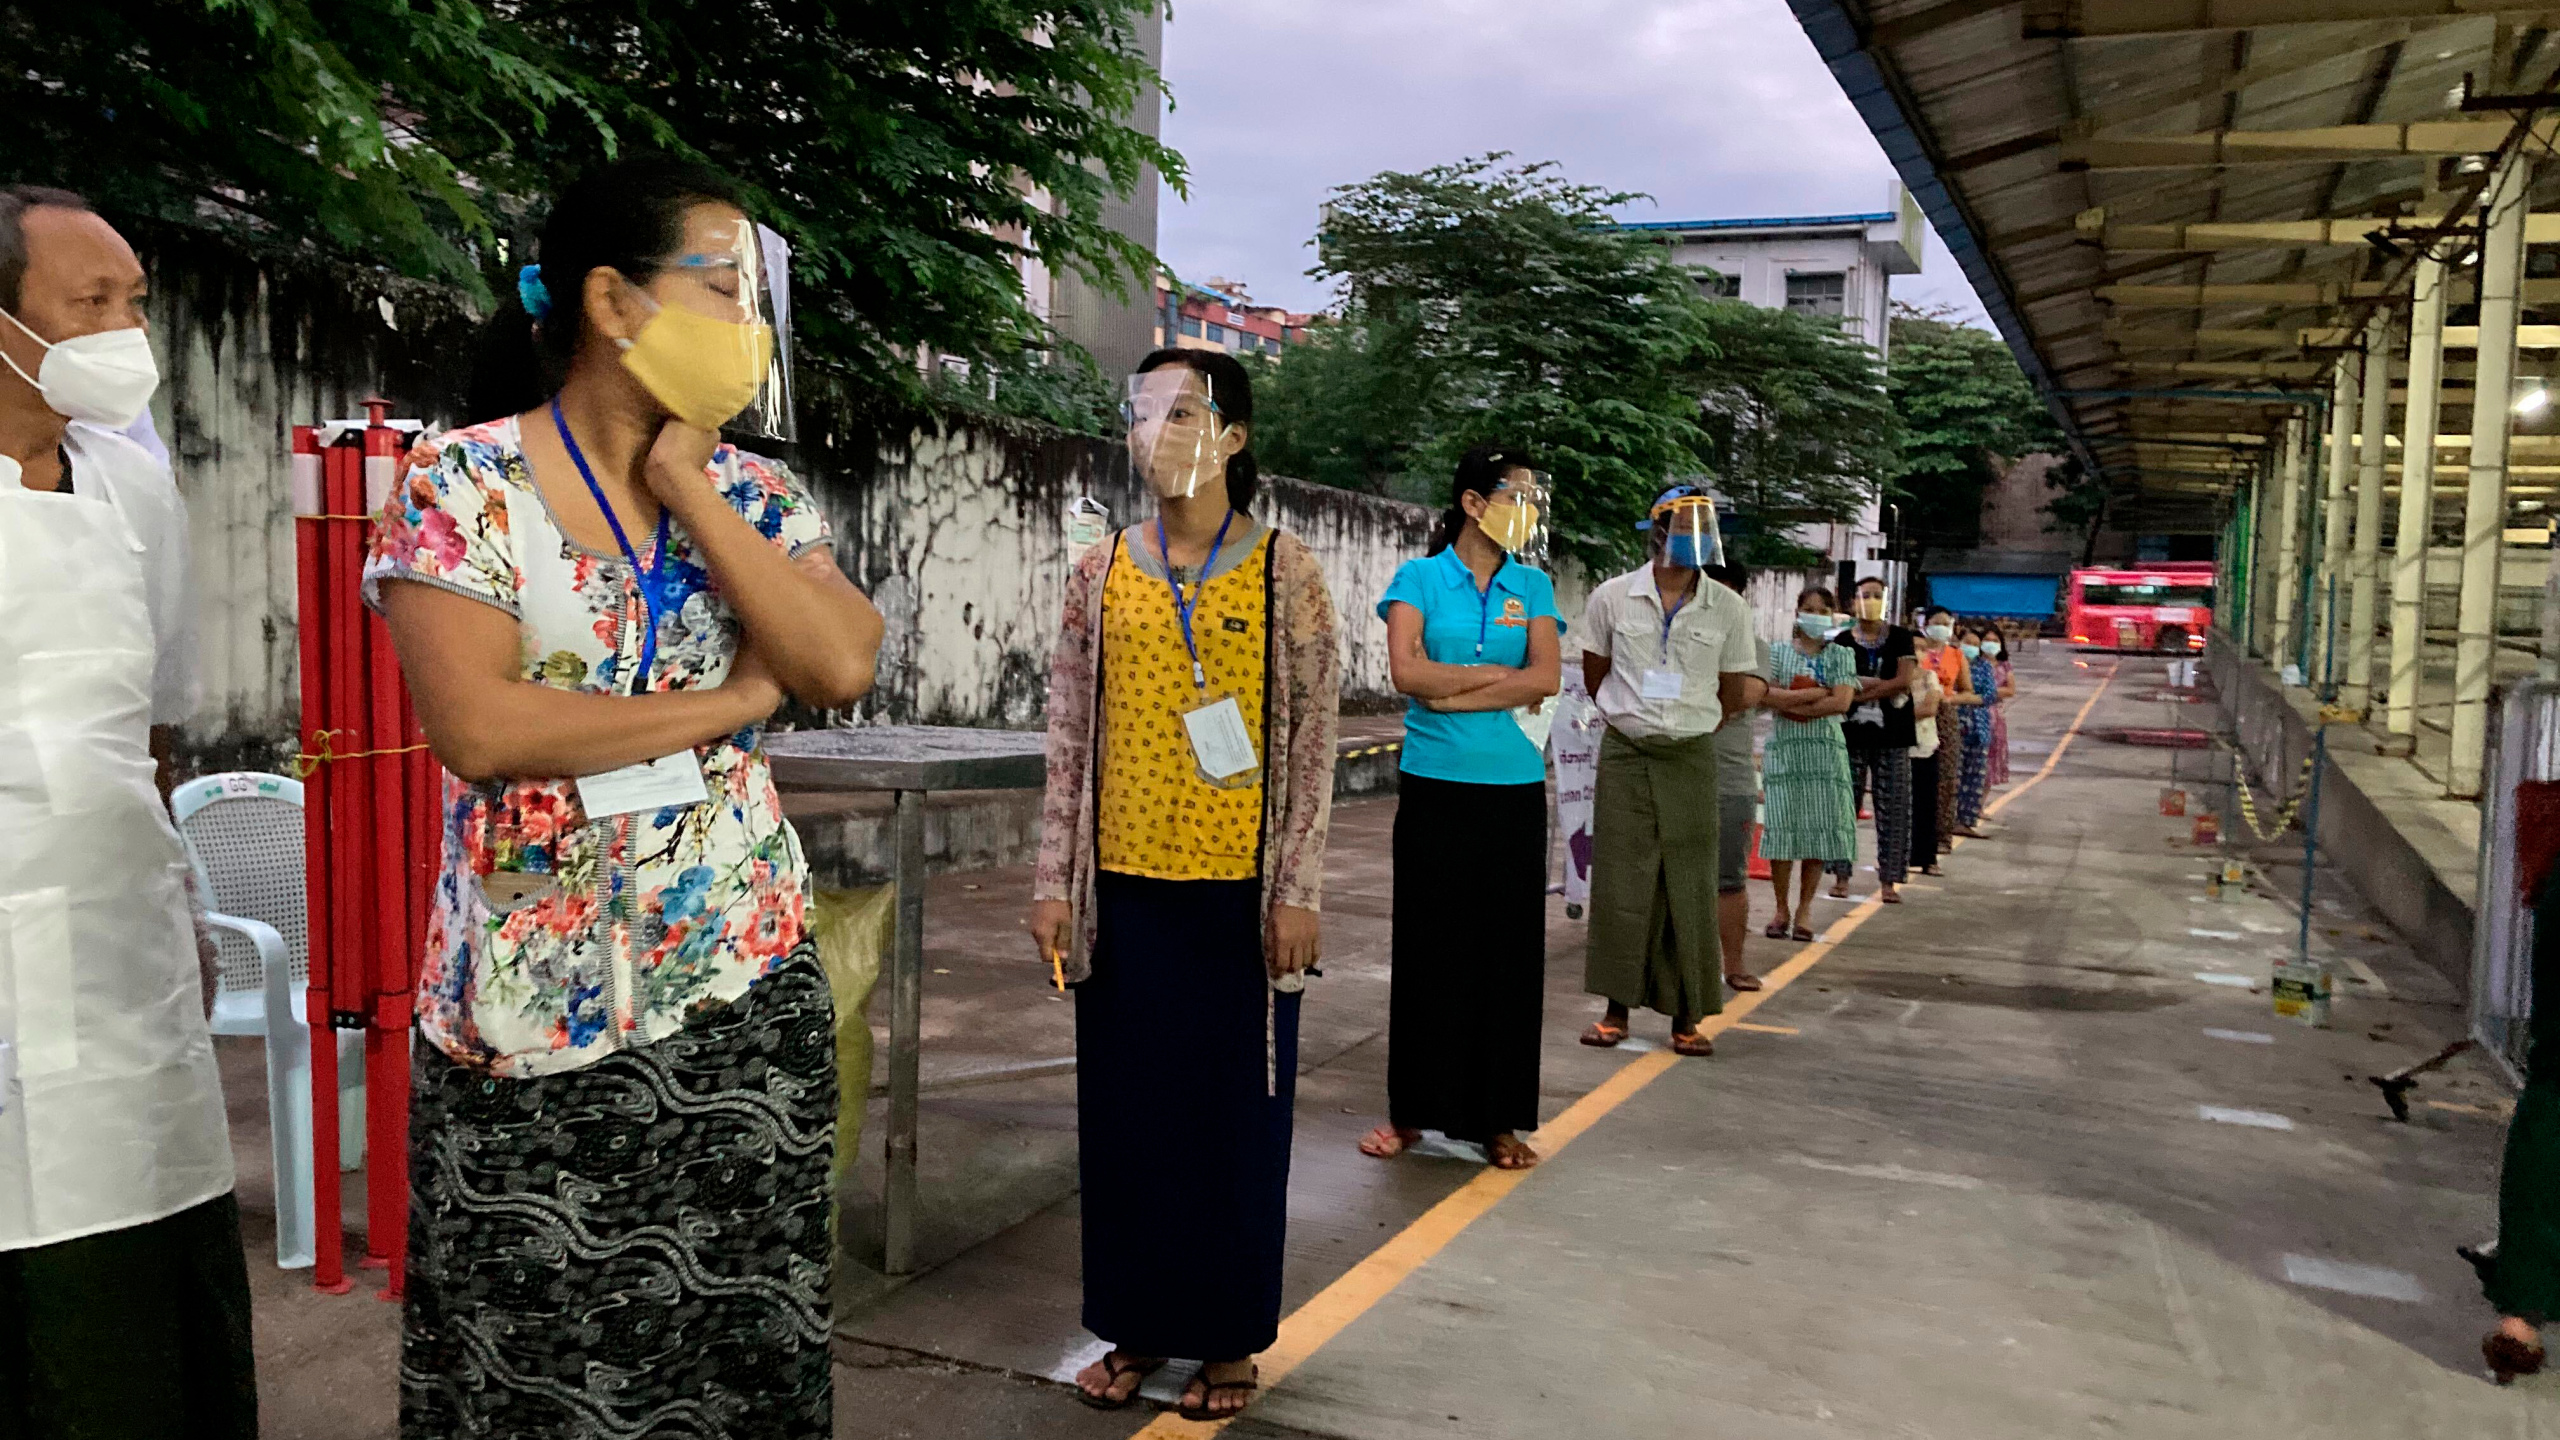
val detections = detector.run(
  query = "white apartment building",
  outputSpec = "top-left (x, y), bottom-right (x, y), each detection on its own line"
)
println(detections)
top-left (1615, 186), bottom-right (1923, 571)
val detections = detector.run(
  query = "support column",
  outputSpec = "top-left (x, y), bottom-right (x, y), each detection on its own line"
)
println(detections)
top-left (2452, 150), bottom-right (2532, 798)
top-left (2250, 444), bottom-right (2281, 657)
top-left (2320, 349), bottom-right (2362, 688)
top-left (2343, 311), bottom-right (2395, 712)
top-left (2387, 253), bottom-right (2449, 739)
top-left (2271, 417), bottom-right (2307, 670)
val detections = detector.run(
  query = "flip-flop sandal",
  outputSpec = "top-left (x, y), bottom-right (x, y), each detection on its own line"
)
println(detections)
top-left (1671, 1031), bottom-right (1715, 1057)
top-left (1357, 1125), bottom-right (1415, 1159)
top-left (1179, 1366), bottom-right (1260, 1421)
top-left (1763, 921), bottom-right (1790, 939)
top-left (1488, 1136), bottom-right (1541, 1170)
top-left (1789, 925), bottom-right (1816, 942)
top-left (1880, 891), bottom-right (1903, 904)
top-left (1579, 1020), bottom-right (1629, 1048)
top-left (1074, 1352), bottom-right (1165, 1410)
top-left (1725, 972), bottom-right (1764, 992)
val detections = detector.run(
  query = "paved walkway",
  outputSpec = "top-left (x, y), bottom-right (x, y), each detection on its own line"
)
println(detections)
top-left (231, 649), bottom-right (2551, 1436)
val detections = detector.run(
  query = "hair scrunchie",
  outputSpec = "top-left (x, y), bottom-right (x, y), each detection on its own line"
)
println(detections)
top-left (517, 263), bottom-right (552, 321)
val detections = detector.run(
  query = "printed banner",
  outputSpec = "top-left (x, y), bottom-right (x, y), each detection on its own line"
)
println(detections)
top-left (1554, 662), bottom-right (1602, 911)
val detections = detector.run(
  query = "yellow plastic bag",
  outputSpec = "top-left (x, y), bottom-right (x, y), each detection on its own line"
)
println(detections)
top-left (806, 886), bottom-right (891, 1181)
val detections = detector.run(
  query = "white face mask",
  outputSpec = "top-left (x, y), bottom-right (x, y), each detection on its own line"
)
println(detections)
top-left (1923, 623), bottom-right (1954, 643)
top-left (0, 310), bottom-right (159, 428)
top-left (1982, 640), bottom-right (2004, 657)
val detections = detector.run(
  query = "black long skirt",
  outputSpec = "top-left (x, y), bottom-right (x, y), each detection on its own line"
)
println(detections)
top-left (1908, 751), bottom-right (1942, 866)
top-left (0, 1193), bottom-right (258, 1439)
top-left (402, 948), bottom-right (837, 1439)
top-left (1078, 871), bottom-right (1299, 1360)
top-left (1389, 774), bottom-right (1548, 1143)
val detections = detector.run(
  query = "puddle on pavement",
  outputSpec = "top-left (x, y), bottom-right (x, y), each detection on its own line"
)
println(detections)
top-left (1821, 969), bottom-right (2183, 1013)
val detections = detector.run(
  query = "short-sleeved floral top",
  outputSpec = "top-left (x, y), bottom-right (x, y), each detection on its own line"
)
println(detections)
top-left (362, 415), bottom-right (831, 1077)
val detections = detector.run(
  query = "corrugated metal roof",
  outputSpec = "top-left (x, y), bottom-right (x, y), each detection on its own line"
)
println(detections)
top-left (1787, 0), bottom-right (2558, 531)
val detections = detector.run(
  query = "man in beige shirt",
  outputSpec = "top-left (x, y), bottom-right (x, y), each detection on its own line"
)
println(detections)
top-left (1575, 486), bottom-right (1763, 1056)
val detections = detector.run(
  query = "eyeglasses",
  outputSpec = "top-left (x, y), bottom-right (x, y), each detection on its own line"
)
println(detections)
top-left (1119, 393), bottom-right (1223, 428)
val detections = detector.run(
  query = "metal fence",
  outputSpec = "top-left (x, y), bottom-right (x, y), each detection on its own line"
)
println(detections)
top-left (2473, 678), bottom-right (2560, 1081)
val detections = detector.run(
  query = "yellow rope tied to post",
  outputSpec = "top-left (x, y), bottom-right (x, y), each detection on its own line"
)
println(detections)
top-left (291, 727), bottom-right (431, 779)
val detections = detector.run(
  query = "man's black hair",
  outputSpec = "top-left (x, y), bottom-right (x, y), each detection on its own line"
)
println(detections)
top-left (0, 186), bottom-right (93, 313)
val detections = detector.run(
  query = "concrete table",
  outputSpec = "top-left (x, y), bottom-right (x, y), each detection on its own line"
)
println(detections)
top-left (765, 725), bottom-right (1049, 1275)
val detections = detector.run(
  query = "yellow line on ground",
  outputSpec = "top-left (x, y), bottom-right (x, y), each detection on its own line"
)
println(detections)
top-left (1128, 661), bottom-right (2119, 1438)
top-left (1731, 1022), bottom-right (1800, 1035)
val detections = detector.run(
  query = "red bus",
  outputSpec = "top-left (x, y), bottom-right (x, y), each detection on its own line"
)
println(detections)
top-left (2065, 563), bottom-right (2215, 651)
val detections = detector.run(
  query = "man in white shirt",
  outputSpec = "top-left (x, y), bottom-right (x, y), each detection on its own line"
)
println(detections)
top-left (0, 184), bottom-right (255, 1438)
top-left (1575, 486), bottom-right (1763, 1057)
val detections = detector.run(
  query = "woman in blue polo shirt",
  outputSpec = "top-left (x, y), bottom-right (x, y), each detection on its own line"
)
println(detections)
top-left (1358, 445), bottom-right (1562, 1171)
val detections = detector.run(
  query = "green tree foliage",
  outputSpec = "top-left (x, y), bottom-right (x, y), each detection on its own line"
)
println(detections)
top-left (1689, 299), bottom-right (1898, 567)
top-left (1264, 156), bottom-right (1731, 568)
top-left (1, 0), bottom-right (1179, 399)
top-left (1885, 301), bottom-right (2062, 551)
top-left (1253, 155), bottom-right (1896, 570)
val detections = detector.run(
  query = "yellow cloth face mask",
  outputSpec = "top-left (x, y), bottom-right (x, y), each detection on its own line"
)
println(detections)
top-left (619, 294), bottom-right (776, 431)
top-left (1481, 499), bottom-right (1540, 553)
top-left (1855, 595), bottom-right (1886, 621)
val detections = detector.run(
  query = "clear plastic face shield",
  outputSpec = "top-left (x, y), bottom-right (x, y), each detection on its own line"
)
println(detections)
top-left (1123, 365), bottom-right (1239, 500)
top-left (1473, 469), bottom-right (1551, 563)
top-left (618, 216), bottom-right (796, 439)
top-left (1648, 493), bottom-right (1724, 570)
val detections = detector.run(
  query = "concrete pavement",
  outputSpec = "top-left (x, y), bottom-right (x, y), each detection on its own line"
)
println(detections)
top-left (228, 647), bottom-right (2550, 1436)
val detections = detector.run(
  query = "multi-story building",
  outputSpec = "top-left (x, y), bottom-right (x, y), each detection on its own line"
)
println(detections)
top-left (1152, 276), bottom-right (1313, 359)
top-left (1612, 186), bottom-right (1924, 575)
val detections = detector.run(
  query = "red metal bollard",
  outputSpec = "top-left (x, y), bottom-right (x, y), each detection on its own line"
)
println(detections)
top-left (292, 425), bottom-right (354, 1295)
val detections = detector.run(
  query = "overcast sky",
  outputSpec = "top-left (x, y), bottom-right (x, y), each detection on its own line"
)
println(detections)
top-left (1153, 0), bottom-right (1990, 326)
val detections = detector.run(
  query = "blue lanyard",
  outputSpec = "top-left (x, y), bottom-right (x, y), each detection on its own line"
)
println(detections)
top-left (1470, 555), bottom-right (1512, 658)
top-left (1659, 584), bottom-right (1691, 662)
top-left (1156, 511), bottom-right (1236, 691)
top-left (552, 399), bottom-right (676, 691)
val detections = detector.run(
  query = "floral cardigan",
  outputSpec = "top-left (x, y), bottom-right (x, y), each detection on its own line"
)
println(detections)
top-left (1034, 518), bottom-right (1340, 982)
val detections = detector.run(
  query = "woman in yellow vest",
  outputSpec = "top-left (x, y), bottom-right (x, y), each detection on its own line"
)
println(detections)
top-left (1028, 349), bottom-right (1340, 1421)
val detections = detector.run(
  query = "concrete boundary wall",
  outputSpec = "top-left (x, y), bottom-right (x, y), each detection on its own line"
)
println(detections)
top-left (2207, 636), bottom-right (2480, 992)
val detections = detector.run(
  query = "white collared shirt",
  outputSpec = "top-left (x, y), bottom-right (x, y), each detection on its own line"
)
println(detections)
top-left (1580, 564), bottom-right (1759, 740)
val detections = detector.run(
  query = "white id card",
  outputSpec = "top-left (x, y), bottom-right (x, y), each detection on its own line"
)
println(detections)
top-left (1638, 668), bottom-right (1684, 701)
top-left (576, 752), bottom-right (712, 819)
top-left (1182, 696), bottom-right (1260, 781)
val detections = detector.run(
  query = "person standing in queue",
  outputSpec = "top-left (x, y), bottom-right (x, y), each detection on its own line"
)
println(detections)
top-left (1906, 634), bottom-right (1946, 877)
top-left (1986, 625), bottom-right (2019, 787)
top-left (1361, 445), bottom-right (1561, 1173)
top-left (1921, 607), bottom-right (1972, 851)
top-left (0, 185), bottom-right (258, 1439)
top-left (1758, 588), bottom-right (1857, 942)
top-left (1577, 487), bottom-right (1763, 1057)
top-left (1030, 349), bottom-right (1339, 1421)
top-left (1705, 562), bottom-right (1765, 991)
top-left (371, 158), bottom-right (884, 1438)
top-left (1954, 625), bottom-right (1999, 836)
top-left (2484, 864), bottom-right (2560, 1382)
top-left (1826, 576), bottom-right (1917, 904)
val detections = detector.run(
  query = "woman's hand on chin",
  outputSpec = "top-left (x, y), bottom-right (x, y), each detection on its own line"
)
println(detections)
top-left (643, 419), bottom-right (723, 508)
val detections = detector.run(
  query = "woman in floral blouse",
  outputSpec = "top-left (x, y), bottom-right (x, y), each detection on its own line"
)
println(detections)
top-left (368, 157), bottom-right (882, 1439)
top-left (1030, 349), bottom-right (1339, 1421)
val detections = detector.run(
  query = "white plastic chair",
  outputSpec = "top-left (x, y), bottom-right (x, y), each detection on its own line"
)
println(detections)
top-left (171, 772), bottom-right (364, 1269)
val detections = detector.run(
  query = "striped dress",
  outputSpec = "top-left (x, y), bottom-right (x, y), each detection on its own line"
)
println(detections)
top-left (1759, 641), bottom-right (1857, 862)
